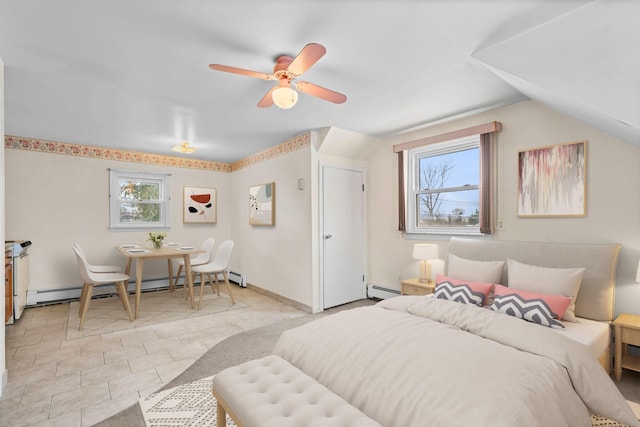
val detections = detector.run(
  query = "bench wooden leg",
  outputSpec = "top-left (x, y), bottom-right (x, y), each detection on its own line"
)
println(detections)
top-left (213, 390), bottom-right (239, 427)
top-left (217, 401), bottom-right (226, 427)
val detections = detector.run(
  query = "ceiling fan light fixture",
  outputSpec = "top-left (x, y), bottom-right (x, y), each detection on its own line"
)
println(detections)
top-left (272, 86), bottom-right (298, 109)
top-left (171, 141), bottom-right (197, 154)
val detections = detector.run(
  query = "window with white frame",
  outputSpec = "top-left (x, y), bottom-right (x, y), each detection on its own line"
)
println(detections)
top-left (406, 135), bottom-right (480, 235)
top-left (109, 169), bottom-right (170, 230)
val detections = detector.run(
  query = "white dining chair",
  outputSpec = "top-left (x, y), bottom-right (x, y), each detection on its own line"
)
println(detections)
top-left (73, 244), bottom-right (134, 330)
top-left (73, 242), bottom-right (123, 273)
top-left (191, 240), bottom-right (235, 309)
top-left (172, 237), bottom-right (216, 292)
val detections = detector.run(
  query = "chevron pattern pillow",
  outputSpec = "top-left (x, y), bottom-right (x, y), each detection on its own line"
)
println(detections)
top-left (491, 293), bottom-right (565, 329)
top-left (434, 281), bottom-right (486, 306)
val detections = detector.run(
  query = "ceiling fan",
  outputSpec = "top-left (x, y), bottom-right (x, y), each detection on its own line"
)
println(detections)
top-left (209, 43), bottom-right (347, 109)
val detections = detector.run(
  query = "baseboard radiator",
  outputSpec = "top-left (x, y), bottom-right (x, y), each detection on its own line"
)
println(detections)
top-left (228, 270), bottom-right (246, 287)
top-left (26, 269), bottom-right (246, 306)
top-left (367, 284), bottom-right (400, 300)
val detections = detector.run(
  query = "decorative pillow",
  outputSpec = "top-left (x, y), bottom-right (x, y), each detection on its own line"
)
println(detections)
top-left (491, 292), bottom-right (565, 329)
top-left (493, 285), bottom-right (572, 320)
top-left (435, 274), bottom-right (493, 305)
top-left (447, 254), bottom-right (504, 284)
top-left (434, 275), bottom-right (493, 306)
top-left (507, 259), bottom-right (585, 322)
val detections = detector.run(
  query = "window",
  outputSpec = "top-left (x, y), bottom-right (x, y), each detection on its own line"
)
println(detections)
top-left (109, 169), bottom-right (170, 230)
top-left (406, 136), bottom-right (481, 235)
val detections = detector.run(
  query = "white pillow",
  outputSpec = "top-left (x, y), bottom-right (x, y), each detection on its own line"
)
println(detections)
top-left (507, 258), bottom-right (585, 322)
top-left (447, 254), bottom-right (504, 284)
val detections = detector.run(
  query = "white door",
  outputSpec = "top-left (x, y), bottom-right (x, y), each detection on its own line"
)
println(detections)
top-left (322, 166), bottom-right (365, 309)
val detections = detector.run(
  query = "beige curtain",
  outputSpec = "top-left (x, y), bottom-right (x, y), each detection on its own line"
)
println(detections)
top-left (398, 151), bottom-right (406, 233)
top-left (479, 132), bottom-right (496, 234)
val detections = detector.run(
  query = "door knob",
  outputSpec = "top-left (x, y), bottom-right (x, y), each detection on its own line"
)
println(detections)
top-left (324, 234), bottom-right (332, 239)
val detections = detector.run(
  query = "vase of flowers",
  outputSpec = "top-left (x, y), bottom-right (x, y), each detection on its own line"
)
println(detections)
top-left (148, 232), bottom-right (167, 249)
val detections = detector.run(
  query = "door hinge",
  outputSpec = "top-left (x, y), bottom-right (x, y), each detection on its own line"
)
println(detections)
top-left (362, 184), bottom-right (365, 191)
top-left (363, 274), bottom-right (365, 282)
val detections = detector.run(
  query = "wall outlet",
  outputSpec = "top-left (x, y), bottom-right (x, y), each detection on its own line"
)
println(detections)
top-left (497, 218), bottom-right (505, 230)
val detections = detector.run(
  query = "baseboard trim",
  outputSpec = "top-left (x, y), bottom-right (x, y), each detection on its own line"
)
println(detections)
top-left (246, 283), bottom-right (312, 314)
top-left (1, 369), bottom-right (7, 397)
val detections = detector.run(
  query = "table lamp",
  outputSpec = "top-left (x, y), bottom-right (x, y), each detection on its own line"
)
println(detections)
top-left (412, 243), bottom-right (439, 284)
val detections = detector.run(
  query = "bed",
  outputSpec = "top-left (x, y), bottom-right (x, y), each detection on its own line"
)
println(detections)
top-left (445, 236), bottom-right (621, 372)
top-left (272, 238), bottom-right (638, 427)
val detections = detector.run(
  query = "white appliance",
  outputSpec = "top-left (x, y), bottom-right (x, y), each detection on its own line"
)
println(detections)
top-left (6, 240), bottom-right (31, 323)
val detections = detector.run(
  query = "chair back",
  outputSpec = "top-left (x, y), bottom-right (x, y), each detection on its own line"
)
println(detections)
top-left (73, 242), bottom-right (86, 260)
top-left (184, 237), bottom-right (216, 265)
top-left (212, 240), bottom-right (234, 270)
top-left (73, 244), bottom-right (93, 283)
top-left (200, 237), bottom-right (216, 263)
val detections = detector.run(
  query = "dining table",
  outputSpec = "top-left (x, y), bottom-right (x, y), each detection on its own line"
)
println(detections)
top-left (115, 244), bottom-right (204, 318)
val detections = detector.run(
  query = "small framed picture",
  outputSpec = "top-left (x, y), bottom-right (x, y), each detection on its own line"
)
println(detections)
top-left (183, 186), bottom-right (217, 223)
top-left (249, 182), bottom-right (275, 226)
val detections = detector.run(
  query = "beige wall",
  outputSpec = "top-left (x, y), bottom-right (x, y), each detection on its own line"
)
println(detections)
top-left (368, 100), bottom-right (640, 316)
top-left (230, 145), bottom-right (313, 308)
top-left (4, 149), bottom-right (232, 290)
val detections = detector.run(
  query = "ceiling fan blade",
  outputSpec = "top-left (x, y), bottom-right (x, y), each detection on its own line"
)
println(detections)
top-left (257, 87), bottom-right (277, 108)
top-left (209, 64), bottom-right (276, 80)
top-left (287, 43), bottom-right (326, 76)
top-left (296, 81), bottom-right (347, 104)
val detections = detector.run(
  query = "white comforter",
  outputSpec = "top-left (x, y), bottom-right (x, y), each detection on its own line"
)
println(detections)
top-left (273, 297), bottom-right (638, 427)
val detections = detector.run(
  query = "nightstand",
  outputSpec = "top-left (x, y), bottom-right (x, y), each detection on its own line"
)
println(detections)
top-left (613, 313), bottom-right (640, 381)
top-left (400, 278), bottom-right (435, 296)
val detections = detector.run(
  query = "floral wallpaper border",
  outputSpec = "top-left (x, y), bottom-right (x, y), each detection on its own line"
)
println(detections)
top-left (230, 132), bottom-right (310, 171)
top-left (4, 132), bottom-right (311, 173)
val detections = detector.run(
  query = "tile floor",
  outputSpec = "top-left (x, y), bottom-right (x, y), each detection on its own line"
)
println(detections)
top-left (0, 286), bottom-right (306, 426)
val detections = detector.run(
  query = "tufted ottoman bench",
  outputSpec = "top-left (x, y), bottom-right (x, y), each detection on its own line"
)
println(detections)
top-left (212, 354), bottom-right (382, 427)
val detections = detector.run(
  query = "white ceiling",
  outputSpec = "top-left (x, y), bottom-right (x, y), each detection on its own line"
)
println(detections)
top-left (0, 0), bottom-right (637, 163)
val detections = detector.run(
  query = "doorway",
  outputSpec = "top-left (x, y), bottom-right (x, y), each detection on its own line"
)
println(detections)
top-left (321, 165), bottom-right (366, 309)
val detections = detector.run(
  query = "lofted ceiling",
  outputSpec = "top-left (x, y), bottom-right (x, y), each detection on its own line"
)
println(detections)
top-left (0, 0), bottom-right (637, 163)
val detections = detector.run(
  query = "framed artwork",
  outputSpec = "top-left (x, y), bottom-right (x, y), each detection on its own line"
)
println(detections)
top-left (183, 186), bottom-right (217, 223)
top-left (249, 182), bottom-right (275, 226)
top-left (517, 140), bottom-right (586, 217)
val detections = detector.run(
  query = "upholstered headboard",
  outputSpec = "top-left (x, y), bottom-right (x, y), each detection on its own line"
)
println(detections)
top-left (446, 237), bottom-right (621, 321)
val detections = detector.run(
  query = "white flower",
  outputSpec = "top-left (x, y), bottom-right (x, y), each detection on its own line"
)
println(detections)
top-left (148, 232), bottom-right (167, 243)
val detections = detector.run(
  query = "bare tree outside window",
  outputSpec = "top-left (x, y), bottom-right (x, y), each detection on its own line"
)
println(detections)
top-left (419, 159), bottom-right (454, 220)
top-left (415, 146), bottom-right (479, 229)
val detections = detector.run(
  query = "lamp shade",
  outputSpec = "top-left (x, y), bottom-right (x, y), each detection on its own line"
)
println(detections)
top-left (412, 243), bottom-right (438, 260)
top-left (272, 86), bottom-right (298, 109)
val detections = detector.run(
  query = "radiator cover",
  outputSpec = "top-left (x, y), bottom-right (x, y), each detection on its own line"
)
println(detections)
top-left (367, 284), bottom-right (400, 300)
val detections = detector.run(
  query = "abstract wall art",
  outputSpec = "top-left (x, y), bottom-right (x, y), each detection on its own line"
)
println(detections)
top-left (517, 140), bottom-right (586, 217)
top-left (249, 182), bottom-right (275, 226)
top-left (183, 186), bottom-right (217, 223)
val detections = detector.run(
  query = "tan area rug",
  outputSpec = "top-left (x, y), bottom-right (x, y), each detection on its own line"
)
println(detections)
top-left (66, 288), bottom-right (247, 340)
top-left (139, 375), bottom-right (638, 427)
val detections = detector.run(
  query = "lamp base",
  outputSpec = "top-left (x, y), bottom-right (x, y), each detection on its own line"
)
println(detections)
top-left (418, 260), bottom-right (432, 284)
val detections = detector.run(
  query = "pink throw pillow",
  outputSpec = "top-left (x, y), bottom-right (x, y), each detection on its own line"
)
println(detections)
top-left (493, 284), bottom-right (572, 320)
